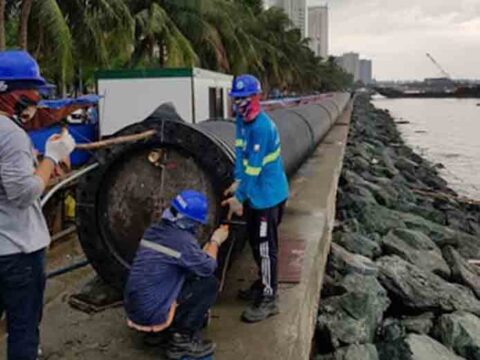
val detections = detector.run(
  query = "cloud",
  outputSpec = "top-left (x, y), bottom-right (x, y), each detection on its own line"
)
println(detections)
top-left (309, 0), bottom-right (480, 80)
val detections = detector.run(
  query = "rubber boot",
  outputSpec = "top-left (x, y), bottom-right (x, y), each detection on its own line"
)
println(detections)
top-left (166, 332), bottom-right (216, 360)
top-left (241, 296), bottom-right (279, 323)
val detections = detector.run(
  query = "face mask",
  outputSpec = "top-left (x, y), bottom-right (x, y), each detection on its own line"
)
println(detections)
top-left (162, 207), bottom-right (200, 234)
top-left (234, 95), bottom-right (261, 122)
top-left (0, 90), bottom-right (40, 121)
top-left (176, 218), bottom-right (200, 234)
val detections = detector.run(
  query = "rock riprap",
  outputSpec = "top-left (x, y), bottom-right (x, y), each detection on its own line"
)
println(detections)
top-left (317, 95), bottom-right (480, 359)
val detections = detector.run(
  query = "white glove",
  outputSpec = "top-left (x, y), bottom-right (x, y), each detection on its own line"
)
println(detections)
top-left (221, 196), bottom-right (244, 220)
top-left (45, 130), bottom-right (76, 165)
top-left (211, 225), bottom-right (230, 246)
top-left (224, 180), bottom-right (240, 197)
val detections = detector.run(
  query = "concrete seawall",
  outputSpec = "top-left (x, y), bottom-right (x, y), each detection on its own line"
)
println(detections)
top-left (208, 100), bottom-right (353, 359)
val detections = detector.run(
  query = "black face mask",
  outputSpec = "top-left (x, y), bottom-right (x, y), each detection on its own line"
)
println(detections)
top-left (15, 95), bottom-right (38, 116)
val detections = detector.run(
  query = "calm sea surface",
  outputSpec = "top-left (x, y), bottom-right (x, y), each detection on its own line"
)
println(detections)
top-left (372, 97), bottom-right (480, 200)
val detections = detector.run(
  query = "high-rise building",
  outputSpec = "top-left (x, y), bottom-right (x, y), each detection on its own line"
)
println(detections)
top-left (359, 60), bottom-right (373, 84)
top-left (269, 0), bottom-right (307, 38)
top-left (336, 53), bottom-right (360, 82)
top-left (308, 6), bottom-right (328, 59)
top-left (336, 53), bottom-right (374, 84)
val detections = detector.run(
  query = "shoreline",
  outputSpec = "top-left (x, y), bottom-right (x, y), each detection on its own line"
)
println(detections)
top-left (316, 95), bottom-right (480, 360)
top-left (372, 96), bottom-right (480, 201)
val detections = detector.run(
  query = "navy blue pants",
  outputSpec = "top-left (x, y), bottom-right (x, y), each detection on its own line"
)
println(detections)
top-left (172, 275), bottom-right (218, 335)
top-left (0, 249), bottom-right (46, 360)
top-left (245, 202), bottom-right (285, 298)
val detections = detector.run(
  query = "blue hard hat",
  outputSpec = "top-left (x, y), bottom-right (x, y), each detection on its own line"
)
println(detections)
top-left (0, 50), bottom-right (47, 90)
top-left (171, 190), bottom-right (208, 224)
top-left (229, 74), bottom-right (262, 98)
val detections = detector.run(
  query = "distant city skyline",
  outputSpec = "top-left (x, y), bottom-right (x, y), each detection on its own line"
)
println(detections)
top-left (308, 0), bottom-right (480, 80)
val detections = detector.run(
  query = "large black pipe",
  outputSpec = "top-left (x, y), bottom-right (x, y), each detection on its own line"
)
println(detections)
top-left (76, 93), bottom-right (350, 288)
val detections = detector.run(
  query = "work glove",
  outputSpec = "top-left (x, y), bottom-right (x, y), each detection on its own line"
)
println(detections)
top-left (223, 180), bottom-right (240, 197)
top-left (45, 130), bottom-right (76, 165)
top-left (211, 225), bottom-right (230, 247)
top-left (221, 196), bottom-right (243, 220)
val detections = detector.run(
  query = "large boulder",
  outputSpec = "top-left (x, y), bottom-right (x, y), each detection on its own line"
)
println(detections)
top-left (435, 311), bottom-right (480, 360)
top-left (376, 256), bottom-right (480, 315)
top-left (356, 203), bottom-right (455, 242)
top-left (449, 232), bottom-right (480, 261)
top-left (356, 204), bottom-right (407, 235)
top-left (379, 313), bottom-right (434, 343)
top-left (400, 313), bottom-right (434, 335)
top-left (381, 230), bottom-right (450, 278)
top-left (395, 156), bottom-right (419, 174)
top-left (317, 344), bottom-right (379, 360)
top-left (317, 273), bottom-right (390, 349)
top-left (327, 243), bottom-right (378, 280)
top-left (334, 232), bottom-right (382, 259)
top-left (381, 148), bottom-right (400, 177)
top-left (443, 246), bottom-right (480, 299)
top-left (377, 334), bottom-right (464, 360)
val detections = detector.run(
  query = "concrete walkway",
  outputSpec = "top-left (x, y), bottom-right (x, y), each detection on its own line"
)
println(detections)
top-left (0, 102), bottom-right (352, 360)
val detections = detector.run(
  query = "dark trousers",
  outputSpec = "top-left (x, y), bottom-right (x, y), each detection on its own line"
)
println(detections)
top-left (172, 275), bottom-right (218, 335)
top-left (0, 249), bottom-right (46, 360)
top-left (245, 202), bottom-right (285, 298)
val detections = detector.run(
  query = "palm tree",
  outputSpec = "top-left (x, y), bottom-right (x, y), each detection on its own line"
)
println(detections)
top-left (57, 0), bottom-right (134, 91)
top-left (18, 0), bottom-right (31, 49)
top-left (127, 0), bottom-right (258, 73)
top-left (2, 0), bottom-right (349, 93)
top-left (0, 0), bottom-right (5, 50)
top-left (27, 0), bottom-right (134, 93)
top-left (128, 0), bottom-right (197, 68)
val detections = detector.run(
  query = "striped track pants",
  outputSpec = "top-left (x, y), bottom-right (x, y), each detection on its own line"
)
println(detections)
top-left (245, 202), bottom-right (285, 298)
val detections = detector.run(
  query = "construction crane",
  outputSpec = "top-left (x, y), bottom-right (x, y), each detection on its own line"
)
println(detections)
top-left (426, 53), bottom-right (451, 79)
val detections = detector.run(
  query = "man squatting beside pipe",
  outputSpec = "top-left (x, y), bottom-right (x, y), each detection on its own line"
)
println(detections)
top-left (223, 74), bottom-right (289, 322)
top-left (124, 190), bottom-right (230, 359)
top-left (0, 51), bottom-right (76, 360)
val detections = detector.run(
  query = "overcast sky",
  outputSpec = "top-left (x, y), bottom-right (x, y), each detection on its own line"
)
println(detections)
top-left (309, 0), bottom-right (480, 80)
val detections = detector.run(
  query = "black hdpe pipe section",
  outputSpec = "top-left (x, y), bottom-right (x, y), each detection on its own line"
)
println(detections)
top-left (76, 93), bottom-right (350, 289)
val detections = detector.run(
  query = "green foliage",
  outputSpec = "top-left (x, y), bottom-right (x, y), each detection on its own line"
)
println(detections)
top-left (2, 0), bottom-right (352, 93)
top-left (5, 16), bottom-right (17, 47)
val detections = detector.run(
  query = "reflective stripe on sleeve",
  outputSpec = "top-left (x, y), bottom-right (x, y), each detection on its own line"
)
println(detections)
top-left (262, 147), bottom-right (281, 165)
top-left (140, 239), bottom-right (182, 259)
top-left (241, 147), bottom-right (281, 177)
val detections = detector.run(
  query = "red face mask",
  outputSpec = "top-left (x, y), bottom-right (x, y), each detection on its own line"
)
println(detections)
top-left (0, 90), bottom-right (40, 118)
top-left (235, 95), bottom-right (261, 122)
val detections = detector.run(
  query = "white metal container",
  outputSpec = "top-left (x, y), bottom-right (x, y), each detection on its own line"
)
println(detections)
top-left (96, 68), bottom-right (233, 136)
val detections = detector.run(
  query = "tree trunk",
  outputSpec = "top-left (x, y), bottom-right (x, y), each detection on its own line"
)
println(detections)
top-left (0, 0), bottom-right (6, 50)
top-left (18, 0), bottom-right (33, 50)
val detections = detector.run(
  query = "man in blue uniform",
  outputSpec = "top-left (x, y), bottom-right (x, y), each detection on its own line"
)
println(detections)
top-left (124, 190), bottom-right (229, 359)
top-left (223, 74), bottom-right (289, 323)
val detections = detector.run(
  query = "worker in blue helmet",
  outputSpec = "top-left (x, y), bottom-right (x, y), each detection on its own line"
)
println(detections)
top-left (124, 190), bottom-right (229, 359)
top-left (223, 74), bottom-right (289, 323)
top-left (0, 51), bottom-right (76, 360)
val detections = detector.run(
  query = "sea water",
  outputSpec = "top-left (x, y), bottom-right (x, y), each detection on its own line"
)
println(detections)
top-left (372, 97), bottom-right (480, 200)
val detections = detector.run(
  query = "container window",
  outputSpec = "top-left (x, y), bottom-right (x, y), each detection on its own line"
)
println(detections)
top-left (209, 87), bottom-right (224, 119)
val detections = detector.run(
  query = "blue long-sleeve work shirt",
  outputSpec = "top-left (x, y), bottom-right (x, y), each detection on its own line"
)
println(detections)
top-left (124, 220), bottom-right (216, 326)
top-left (234, 111), bottom-right (289, 209)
